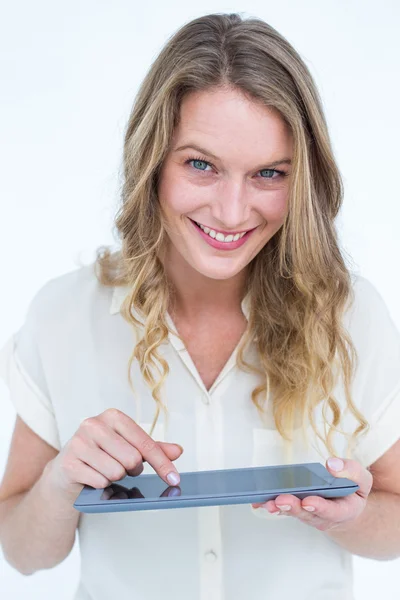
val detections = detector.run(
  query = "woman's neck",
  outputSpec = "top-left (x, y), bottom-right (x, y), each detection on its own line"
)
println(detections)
top-left (163, 249), bottom-right (248, 321)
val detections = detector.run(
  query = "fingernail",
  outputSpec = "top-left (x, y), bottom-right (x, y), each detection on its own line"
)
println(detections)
top-left (276, 504), bottom-right (291, 511)
top-left (327, 457), bottom-right (344, 471)
top-left (166, 472), bottom-right (180, 485)
top-left (303, 506), bottom-right (316, 512)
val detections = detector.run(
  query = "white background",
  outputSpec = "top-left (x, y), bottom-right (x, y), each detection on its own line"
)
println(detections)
top-left (0, 0), bottom-right (399, 598)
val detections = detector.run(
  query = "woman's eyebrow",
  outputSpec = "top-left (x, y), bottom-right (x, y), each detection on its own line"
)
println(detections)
top-left (173, 143), bottom-right (292, 169)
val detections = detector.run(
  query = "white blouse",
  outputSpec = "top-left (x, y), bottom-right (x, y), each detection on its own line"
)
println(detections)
top-left (1, 263), bottom-right (400, 600)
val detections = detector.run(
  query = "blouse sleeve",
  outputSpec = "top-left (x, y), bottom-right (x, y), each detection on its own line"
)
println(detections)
top-left (0, 288), bottom-right (61, 451)
top-left (349, 276), bottom-right (400, 468)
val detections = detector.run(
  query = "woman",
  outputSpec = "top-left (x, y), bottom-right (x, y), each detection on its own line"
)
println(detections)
top-left (1, 12), bottom-right (400, 600)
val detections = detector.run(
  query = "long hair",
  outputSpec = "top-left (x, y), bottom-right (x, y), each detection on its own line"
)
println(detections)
top-left (94, 12), bottom-right (369, 460)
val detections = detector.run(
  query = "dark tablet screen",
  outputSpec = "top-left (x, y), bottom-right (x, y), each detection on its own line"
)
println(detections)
top-left (100, 465), bottom-right (329, 502)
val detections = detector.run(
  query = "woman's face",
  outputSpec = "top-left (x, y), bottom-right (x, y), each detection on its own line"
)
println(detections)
top-left (157, 87), bottom-right (293, 282)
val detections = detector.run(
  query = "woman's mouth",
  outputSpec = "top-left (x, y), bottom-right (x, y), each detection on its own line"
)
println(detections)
top-left (188, 217), bottom-right (256, 251)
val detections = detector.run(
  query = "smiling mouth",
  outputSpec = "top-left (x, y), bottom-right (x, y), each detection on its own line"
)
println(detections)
top-left (189, 218), bottom-right (256, 236)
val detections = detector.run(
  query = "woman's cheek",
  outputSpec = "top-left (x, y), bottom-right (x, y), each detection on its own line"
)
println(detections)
top-left (257, 191), bottom-right (289, 224)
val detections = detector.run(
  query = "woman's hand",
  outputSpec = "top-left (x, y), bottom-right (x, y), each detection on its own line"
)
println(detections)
top-left (251, 458), bottom-right (373, 532)
top-left (44, 408), bottom-right (183, 500)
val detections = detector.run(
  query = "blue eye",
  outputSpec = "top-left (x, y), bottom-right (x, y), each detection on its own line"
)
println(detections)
top-left (259, 168), bottom-right (286, 179)
top-left (186, 157), bottom-right (212, 171)
top-left (184, 156), bottom-right (288, 180)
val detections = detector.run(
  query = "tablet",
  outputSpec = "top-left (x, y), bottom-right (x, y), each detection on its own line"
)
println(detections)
top-left (73, 462), bottom-right (359, 513)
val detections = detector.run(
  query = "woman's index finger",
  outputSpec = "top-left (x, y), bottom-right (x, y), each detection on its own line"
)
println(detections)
top-left (102, 409), bottom-right (180, 485)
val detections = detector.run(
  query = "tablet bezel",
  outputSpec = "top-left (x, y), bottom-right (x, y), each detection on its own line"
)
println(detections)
top-left (73, 462), bottom-right (358, 508)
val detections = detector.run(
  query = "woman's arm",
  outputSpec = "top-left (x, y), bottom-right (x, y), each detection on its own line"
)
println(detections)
top-left (326, 443), bottom-right (400, 560)
top-left (0, 458), bottom-right (80, 575)
top-left (325, 488), bottom-right (400, 560)
top-left (0, 416), bottom-right (80, 575)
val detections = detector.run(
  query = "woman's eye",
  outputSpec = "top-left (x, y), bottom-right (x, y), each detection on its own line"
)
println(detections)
top-left (186, 158), bottom-right (212, 172)
top-left (259, 168), bottom-right (286, 179)
top-left (185, 157), bottom-right (287, 180)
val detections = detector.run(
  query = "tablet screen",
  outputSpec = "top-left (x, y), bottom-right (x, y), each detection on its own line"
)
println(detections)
top-left (100, 465), bottom-right (329, 502)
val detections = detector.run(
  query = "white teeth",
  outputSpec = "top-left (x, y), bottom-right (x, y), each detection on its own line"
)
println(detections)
top-left (196, 221), bottom-right (247, 242)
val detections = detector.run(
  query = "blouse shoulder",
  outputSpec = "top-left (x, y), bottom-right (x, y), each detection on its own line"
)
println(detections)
top-left (27, 262), bottom-right (103, 330)
top-left (0, 263), bottom-right (104, 451)
top-left (344, 274), bottom-right (400, 467)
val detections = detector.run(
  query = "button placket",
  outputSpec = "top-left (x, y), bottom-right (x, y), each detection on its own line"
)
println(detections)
top-left (196, 391), bottom-right (224, 600)
top-left (198, 506), bottom-right (222, 600)
top-left (204, 550), bottom-right (218, 562)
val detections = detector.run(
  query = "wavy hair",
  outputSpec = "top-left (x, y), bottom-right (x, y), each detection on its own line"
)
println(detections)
top-left (94, 12), bottom-right (369, 461)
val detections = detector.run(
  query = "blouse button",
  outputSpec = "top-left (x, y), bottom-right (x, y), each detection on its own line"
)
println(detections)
top-left (204, 550), bottom-right (218, 562)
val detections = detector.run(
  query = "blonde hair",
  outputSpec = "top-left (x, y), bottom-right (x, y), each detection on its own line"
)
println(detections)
top-left (94, 12), bottom-right (369, 461)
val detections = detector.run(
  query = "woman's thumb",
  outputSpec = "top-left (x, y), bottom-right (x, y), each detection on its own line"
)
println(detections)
top-left (157, 441), bottom-right (184, 460)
